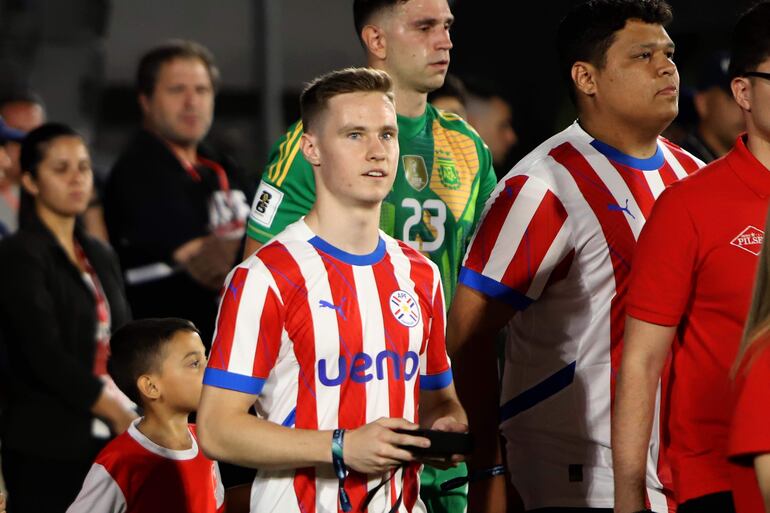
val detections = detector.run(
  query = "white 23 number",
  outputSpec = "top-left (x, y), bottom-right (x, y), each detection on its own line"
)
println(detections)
top-left (402, 198), bottom-right (446, 252)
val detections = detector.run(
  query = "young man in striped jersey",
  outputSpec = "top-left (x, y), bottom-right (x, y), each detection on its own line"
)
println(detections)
top-left (246, 2), bottom-right (495, 508)
top-left (198, 68), bottom-right (467, 513)
top-left (446, 1), bottom-right (703, 512)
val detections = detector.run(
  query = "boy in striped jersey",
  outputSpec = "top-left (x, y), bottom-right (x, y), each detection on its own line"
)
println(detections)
top-left (198, 68), bottom-right (467, 513)
top-left (446, 1), bottom-right (703, 512)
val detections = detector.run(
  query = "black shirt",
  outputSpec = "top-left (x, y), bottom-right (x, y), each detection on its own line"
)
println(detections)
top-left (105, 130), bottom-right (251, 345)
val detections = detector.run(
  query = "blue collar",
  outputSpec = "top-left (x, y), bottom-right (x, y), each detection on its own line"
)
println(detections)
top-left (590, 138), bottom-right (665, 171)
top-left (308, 235), bottom-right (386, 266)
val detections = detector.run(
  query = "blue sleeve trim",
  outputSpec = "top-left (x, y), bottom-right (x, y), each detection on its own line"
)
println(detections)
top-left (203, 368), bottom-right (265, 395)
top-left (420, 369), bottom-right (453, 390)
top-left (458, 268), bottom-right (532, 310)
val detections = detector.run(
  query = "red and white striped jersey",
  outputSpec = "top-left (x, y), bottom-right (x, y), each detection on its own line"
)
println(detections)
top-left (67, 420), bottom-right (224, 513)
top-left (460, 122), bottom-right (703, 511)
top-left (204, 220), bottom-right (452, 513)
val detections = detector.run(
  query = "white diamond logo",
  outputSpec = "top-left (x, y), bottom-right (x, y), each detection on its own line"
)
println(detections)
top-left (730, 225), bottom-right (765, 256)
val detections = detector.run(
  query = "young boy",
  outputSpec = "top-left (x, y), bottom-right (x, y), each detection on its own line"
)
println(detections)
top-left (67, 318), bottom-right (224, 512)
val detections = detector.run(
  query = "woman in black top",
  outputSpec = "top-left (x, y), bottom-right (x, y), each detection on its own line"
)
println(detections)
top-left (0, 123), bottom-right (135, 512)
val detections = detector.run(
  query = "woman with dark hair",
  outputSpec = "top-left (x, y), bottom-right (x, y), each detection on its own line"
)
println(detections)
top-left (0, 123), bottom-right (136, 512)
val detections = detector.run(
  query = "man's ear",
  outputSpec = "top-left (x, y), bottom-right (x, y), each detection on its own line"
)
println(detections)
top-left (138, 94), bottom-right (152, 118)
top-left (20, 173), bottom-right (39, 196)
top-left (300, 132), bottom-right (321, 167)
top-left (732, 76), bottom-right (752, 112)
top-left (361, 24), bottom-right (387, 61)
top-left (571, 61), bottom-right (598, 98)
top-left (137, 374), bottom-right (161, 401)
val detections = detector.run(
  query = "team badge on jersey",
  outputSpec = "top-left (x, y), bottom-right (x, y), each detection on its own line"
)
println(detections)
top-left (731, 225), bottom-right (764, 256)
top-left (403, 155), bottom-right (428, 191)
top-left (437, 156), bottom-right (460, 190)
top-left (390, 290), bottom-right (420, 327)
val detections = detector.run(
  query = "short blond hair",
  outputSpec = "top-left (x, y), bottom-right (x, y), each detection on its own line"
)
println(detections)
top-left (300, 67), bottom-right (394, 131)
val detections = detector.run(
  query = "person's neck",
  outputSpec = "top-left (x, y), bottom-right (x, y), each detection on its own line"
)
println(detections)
top-left (746, 129), bottom-right (770, 172)
top-left (37, 205), bottom-right (77, 257)
top-left (393, 84), bottom-right (428, 119)
top-left (697, 125), bottom-right (731, 158)
top-left (578, 111), bottom-right (662, 158)
top-left (145, 125), bottom-right (198, 165)
top-left (137, 408), bottom-right (192, 451)
top-left (369, 62), bottom-right (427, 118)
top-left (304, 198), bottom-right (381, 256)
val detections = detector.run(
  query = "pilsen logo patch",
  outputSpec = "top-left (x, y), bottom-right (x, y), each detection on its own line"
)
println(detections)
top-left (731, 225), bottom-right (765, 256)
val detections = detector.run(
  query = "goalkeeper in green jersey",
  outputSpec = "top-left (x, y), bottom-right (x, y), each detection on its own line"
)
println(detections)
top-left (244, 1), bottom-right (498, 511)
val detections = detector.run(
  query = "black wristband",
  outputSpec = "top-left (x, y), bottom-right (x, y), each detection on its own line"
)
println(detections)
top-left (331, 429), bottom-right (351, 512)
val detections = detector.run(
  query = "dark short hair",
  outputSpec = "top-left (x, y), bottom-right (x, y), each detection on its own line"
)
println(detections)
top-left (353, 0), bottom-right (408, 43)
top-left (136, 40), bottom-right (220, 97)
top-left (729, 2), bottom-right (770, 78)
top-left (300, 67), bottom-right (394, 131)
top-left (108, 318), bottom-right (200, 405)
top-left (557, 0), bottom-right (673, 103)
top-left (0, 89), bottom-right (45, 112)
top-left (428, 73), bottom-right (468, 106)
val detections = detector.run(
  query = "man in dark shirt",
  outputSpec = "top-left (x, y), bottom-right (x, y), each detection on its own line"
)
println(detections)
top-left (105, 40), bottom-right (251, 346)
top-left (681, 51), bottom-right (745, 163)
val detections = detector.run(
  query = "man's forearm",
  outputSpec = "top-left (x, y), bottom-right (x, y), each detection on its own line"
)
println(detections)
top-left (198, 408), bottom-right (331, 470)
top-left (613, 317), bottom-right (675, 513)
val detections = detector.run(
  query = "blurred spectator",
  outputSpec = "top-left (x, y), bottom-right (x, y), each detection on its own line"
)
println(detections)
top-left (104, 41), bottom-right (251, 348)
top-left (0, 123), bottom-right (135, 512)
top-left (428, 73), bottom-right (468, 118)
top-left (681, 51), bottom-right (745, 163)
top-left (464, 76), bottom-right (518, 172)
top-left (0, 91), bottom-right (110, 242)
top-left (0, 117), bottom-right (25, 238)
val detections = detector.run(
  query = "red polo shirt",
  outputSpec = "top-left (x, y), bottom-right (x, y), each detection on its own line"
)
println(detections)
top-left (626, 134), bottom-right (770, 503)
top-left (729, 338), bottom-right (770, 513)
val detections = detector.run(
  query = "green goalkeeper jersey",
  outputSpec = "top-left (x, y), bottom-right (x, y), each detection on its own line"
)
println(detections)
top-left (248, 103), bottom-right (497, 305)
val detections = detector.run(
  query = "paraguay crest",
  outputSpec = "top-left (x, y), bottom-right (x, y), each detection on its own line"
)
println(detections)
top-left (402, 155), bottom-right (428, 191)
top-left (390, 290), bottom-right (420, 328)
top-left (436, 155), bottom-right (460, 190)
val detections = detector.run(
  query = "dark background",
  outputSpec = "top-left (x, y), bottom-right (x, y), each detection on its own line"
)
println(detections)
top-left (0, 0), bottom-right (755, 180)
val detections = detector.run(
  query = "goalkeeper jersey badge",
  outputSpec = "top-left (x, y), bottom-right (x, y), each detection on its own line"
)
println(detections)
top-left (403, 155), bottom-right (428, 191)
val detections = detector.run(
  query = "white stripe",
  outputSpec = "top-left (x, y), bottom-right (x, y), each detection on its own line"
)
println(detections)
top-left (290, 243), bottom-right (341, 432)
top-left (228, 263), bottom-right (269, 377)
top-left (384, 240), bottom-right (423, 423)
top-left (482, 177), bottom-right (548, 282)
top-left (525, 221), bottom-right (572, 300)
top-left (647, 486), bottom-right (669, 513)
top-left (643, 169), bottom-right (666, 199)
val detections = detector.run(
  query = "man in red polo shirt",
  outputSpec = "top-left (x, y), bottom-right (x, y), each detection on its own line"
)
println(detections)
top-left (612, 3), bottom-right (770, 512)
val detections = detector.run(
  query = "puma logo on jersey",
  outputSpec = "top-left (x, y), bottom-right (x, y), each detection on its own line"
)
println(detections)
top-left (608, 198), bottom-right (636, 219)
top-left (319, 298), bottom-right (347, 321)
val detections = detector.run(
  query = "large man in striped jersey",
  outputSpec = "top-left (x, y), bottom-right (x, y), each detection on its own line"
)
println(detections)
top-left (244, 1), bottom-right (496, 509)
top-left (446, 1), bottom-right (703, 512)
top-left (198, 68), bottom-right (467, 513)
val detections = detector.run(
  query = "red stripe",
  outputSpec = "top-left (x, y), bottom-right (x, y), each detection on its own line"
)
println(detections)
top-left (657, 161), bottom-right (680, 187)
top-left (402, 464), bottom-right (420, 511)
top-left (374, 251), bottom-right (409, 420)
top-left (610, 162), bottom-right (656, 220)
top-left (209, 267), bottom-right (248, 371)
top-left (316, 251), bottom-right (370, 510)
top-left (544, 248), bottom-right (575, 290)
top-left (258, 243), bottom-right (318, 513)
top-left (252, 287), bottom-right (285, 379)
top-left (500, 189), bottom-right (568, 296)
top-left (548, 142), bottom-right (636, 405)
top-left (464, 175), bottom-right (530, 272)
top-left (665, 141), bottom-right (703, 172)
